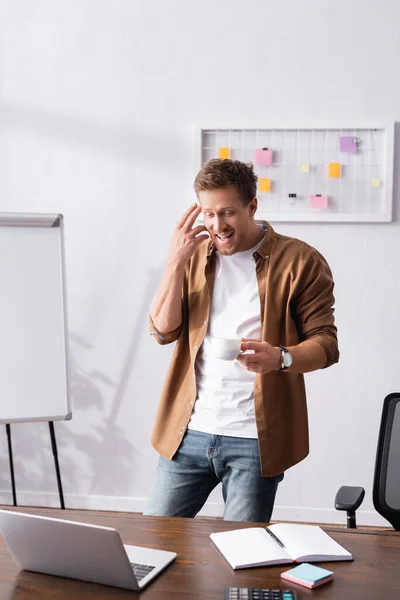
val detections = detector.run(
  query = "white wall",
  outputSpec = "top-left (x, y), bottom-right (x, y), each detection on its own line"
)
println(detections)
top-left (0, 0), bottom-right (399, 526)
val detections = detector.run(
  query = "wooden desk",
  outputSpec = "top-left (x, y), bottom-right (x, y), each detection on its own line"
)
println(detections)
top-left (0, 507), bottom-right (399, 599)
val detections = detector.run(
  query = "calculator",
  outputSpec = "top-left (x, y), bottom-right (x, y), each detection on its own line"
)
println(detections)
top-left (224, 589), bottom-right (297, 600)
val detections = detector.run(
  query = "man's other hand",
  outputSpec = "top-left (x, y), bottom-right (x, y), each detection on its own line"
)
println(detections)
top-left (237, 339), bottom-right (281, 374)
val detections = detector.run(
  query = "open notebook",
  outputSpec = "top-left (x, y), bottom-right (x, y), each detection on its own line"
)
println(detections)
top-left (210, 523), bottom-right (353, 570)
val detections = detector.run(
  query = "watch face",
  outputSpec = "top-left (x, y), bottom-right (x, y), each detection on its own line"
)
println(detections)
top-left (284, 352), bottom-right (293, 367)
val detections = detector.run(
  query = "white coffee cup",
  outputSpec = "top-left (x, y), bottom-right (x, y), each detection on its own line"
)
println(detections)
top-left (213, 338), bottom-right (242, 361)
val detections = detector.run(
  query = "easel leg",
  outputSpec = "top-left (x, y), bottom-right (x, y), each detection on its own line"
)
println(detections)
top-left (48, 422), bottom-right (65, 509)
top-left (5, 424), bottom-right (17, 506)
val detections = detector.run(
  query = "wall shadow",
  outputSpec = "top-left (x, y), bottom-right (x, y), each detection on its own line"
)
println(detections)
top-left (0, 101), bottom-right (185, 167)
top-left (0, 265), bottom-right (164, 508)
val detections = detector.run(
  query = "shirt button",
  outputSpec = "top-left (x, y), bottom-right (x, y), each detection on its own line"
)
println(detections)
top-left (194, 345), bottom-right (198, 350)
top-left (204, 320), bottom-right (208, 325)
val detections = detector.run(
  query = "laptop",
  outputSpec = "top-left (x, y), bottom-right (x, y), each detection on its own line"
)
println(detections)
top-left (0, 509), bottom-right (176, 591)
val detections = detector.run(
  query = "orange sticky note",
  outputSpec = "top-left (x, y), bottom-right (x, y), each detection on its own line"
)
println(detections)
top-left (329, 163), bottom-right (341, 178)
top-left (219, 147), bottom-right (230, 159)
top-left (259, 178), bottom-right (271, 193)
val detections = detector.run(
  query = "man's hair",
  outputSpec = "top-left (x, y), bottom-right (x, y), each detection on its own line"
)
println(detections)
top-left (194, 159), bottom-right (258, 206)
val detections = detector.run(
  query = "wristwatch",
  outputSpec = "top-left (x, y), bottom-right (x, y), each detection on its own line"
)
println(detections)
top-left (278, 346), bottom-right (293, 371)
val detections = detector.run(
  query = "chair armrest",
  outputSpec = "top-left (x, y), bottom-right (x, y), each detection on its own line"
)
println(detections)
top-left (335, 486), bottom-right (365, 511)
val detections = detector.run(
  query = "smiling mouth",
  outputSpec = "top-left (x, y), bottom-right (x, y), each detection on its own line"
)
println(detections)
top-left (216, 232), bottom-right (234, 242)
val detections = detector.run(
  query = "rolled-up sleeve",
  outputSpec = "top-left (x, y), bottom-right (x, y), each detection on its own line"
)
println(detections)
top-left (148, 262), bottom-right (189, 346)
top-left (294, 250), bottom-right (339, 368)
top-left (148, 315), bottom-right (183, 345)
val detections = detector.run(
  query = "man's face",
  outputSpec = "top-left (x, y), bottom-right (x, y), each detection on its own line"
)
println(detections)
top-left (198, 186), bottom-right (257, 256)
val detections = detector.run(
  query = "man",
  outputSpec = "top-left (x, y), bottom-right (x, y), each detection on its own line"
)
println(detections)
top-left (145, 159), bottom-right (339, 522)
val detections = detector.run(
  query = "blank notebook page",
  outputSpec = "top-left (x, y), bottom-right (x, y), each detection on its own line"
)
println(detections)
top-left (268, 524), bottom-right (352, 561)
top-left (211, 528), bottom-right (290, 567)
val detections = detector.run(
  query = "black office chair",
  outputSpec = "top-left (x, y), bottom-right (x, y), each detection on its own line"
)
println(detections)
top-left (335, 392), bottom-right (400, 530)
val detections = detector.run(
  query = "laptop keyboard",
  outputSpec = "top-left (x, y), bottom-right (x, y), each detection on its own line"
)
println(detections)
top-left (130, 562), bottom-right (156, 581)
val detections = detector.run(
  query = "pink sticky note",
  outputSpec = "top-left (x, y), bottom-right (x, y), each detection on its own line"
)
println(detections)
top-left (255, 148), bottom-right (273, 166)
top-left (339, 136), bottom-right (357, 153)
top-left (311, 194), bottom-right (328, 208)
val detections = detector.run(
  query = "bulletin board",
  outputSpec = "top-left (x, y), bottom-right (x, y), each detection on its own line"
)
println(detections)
top-left (195, 124), bottom-right (394, 222)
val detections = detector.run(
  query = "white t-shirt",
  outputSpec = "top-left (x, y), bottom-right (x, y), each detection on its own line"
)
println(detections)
top-left (188, 236), bottom-right (265, 438)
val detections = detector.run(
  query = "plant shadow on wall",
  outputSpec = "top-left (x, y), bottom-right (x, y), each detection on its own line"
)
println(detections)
top-left (62, 332), bottom-right (138, 498)
top-left (0, 265), bottom-right (164, 506)
top-left (0, 338), bottom-right (135, 505)
top-left (72, 263), bottom-right (165, 498)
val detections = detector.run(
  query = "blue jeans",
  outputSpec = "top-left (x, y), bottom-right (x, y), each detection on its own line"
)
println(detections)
top-left (144, 429), bottom-right (283, 522)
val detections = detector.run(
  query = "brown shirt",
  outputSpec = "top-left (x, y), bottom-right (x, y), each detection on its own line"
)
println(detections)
top-left (149, 222), bottom-right (339, 477)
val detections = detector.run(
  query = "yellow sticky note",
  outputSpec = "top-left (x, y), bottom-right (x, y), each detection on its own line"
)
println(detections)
top-left (329, 163), bottom-right (341, 178)
top-left (301, 164), bottom-right (310, 173)
top-left (219, 147), bottom-right (230, 159)
top-left (372, 178), bottom-right (381, 187)
top-left (259, 178), bottom-right (271, 193)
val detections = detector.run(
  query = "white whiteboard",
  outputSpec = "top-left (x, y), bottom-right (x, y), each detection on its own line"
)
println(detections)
top-left (195, 123), bottom-right (394, 222)
top-left (0, 213), bottom-right (71, 423)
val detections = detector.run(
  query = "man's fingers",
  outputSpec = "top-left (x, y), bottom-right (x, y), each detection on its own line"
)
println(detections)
top-left (183, 205), bottom-right (203, 232)
top-left (177, 204), bottom-right (200, 229)
top-left (246, 365), bottom-right (261, 373)
top-left (237, 354), bottom-right (259, 367)
top-left (237, 355), bottom-right (260, 373)
top-left (193, 234), bottom-right (210, 246)
top-left (244, 357), bottom-right (259, 367)
top-left (240, 340), bottom-right (262, 352)
top-left (191, 225), bottom-right (209, 237)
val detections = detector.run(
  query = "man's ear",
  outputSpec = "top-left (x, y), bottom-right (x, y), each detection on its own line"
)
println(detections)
top-left (248, 197), bottom-right (258, 217)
